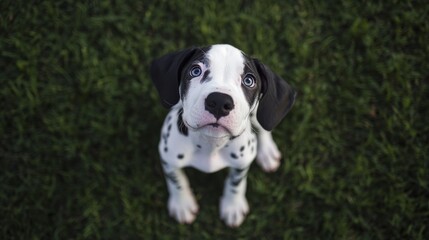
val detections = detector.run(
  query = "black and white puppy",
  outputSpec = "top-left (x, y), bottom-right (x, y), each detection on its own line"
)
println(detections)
top-left (150, 44), bottom-right (296, 227)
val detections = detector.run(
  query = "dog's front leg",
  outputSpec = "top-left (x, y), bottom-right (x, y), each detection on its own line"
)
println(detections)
top-left (220, 167), bottom-right (250, 227)
top-left (256, 128), bottom-right (282, 172)
top-left (162, 162), bottom-right (199, 224)
top-left (251, 115), bottom-right (282, 172)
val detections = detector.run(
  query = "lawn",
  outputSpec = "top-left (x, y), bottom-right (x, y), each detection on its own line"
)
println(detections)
top-left (1, 0), bottom-right (428, 239)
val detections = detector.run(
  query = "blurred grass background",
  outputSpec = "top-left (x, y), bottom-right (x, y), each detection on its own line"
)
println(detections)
top-left (1, 0), bottom-right (428, 239)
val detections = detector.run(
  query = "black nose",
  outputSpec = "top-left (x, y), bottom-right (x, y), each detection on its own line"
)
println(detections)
top-left (205, 92), bottom-right (235, 119)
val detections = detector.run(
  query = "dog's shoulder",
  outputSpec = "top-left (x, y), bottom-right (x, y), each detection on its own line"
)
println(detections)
top-left (159, 105), bottom-right (192, 162)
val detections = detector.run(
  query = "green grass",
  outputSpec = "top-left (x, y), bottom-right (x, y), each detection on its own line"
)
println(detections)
top-left (1, 0), bottom-right (428, 239)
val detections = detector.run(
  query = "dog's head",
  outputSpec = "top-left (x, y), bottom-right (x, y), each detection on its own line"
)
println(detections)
top-left (150, 44), bottom-right (296, 138)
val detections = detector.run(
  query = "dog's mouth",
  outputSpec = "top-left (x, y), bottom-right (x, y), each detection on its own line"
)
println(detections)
top-left (208, 123), bottom-right (221, 128)
top-left (184, 120), bottom-right (234, 137)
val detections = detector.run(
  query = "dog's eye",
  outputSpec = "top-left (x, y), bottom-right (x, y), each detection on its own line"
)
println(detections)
top-left (242, 74), bottom-right (256, 88)
top-left (190, 65), bottom-right (202, 77)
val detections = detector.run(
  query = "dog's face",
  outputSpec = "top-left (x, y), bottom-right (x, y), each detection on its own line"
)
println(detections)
top-left (178, 45), bottom-right (261, 138)
top-left (151, 44), bottom-right (296, 136)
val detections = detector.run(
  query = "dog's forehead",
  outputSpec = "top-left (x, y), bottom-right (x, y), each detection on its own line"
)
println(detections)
top-left (205, 45), bottom-right (246, 76)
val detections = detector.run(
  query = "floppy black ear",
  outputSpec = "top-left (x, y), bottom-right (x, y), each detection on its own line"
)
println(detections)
top-left (150, 48), bottom-right (199, 108)
top-left (254, 59), bottom-right (297, 131)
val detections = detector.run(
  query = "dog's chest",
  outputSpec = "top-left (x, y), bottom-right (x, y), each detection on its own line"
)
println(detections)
top-left (159, 108), bottom-right (257, 173)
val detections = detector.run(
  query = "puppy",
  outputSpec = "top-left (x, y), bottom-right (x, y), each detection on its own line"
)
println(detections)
top-left (150, 44), bottom-right (296, 227)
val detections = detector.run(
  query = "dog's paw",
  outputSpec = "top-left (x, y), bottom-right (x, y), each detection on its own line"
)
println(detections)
top-left (220, 195), bottom-right (249, 227)
top-left (168, 191), bottom-right (199, 224)
top-left (256, 135), bottom-right (282, 172)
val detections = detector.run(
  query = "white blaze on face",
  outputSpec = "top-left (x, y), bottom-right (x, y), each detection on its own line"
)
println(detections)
top-left (182, 44), bottom-right (252, 138)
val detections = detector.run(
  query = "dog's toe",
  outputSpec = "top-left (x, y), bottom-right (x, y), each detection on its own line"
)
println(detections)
top-left (220, 196), bottom-right (249, 227)
top-left (256, 135), bottom-right (282, 172)
top-left (257, 149), bottom-right (281, 172)
top-left (259, 157), bottom-right (280, 172)
top-left (168, 191), bottom-right (199, 224)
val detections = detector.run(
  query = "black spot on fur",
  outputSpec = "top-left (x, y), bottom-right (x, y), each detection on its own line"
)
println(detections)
top-left (196, 144), bottom-right (201, 148)
top-left (165, 172), bottom-right (181, 190)
top-left (179, 47), bottom-right (211, 101)
top-left (177, 108), bottom-right (188, 136)
top-left (164, 147), bottom-right (168, 152)
top-left (240, 146), bottom-right (245, 152)
top-left (231, 177), bottom-right (245, 187)
top-left (167, 124), bottom-right (172, 131)
top-left (200, 70), bottom-right (211, 83)
top-left (241, 56), bottom-right (262, 105)
top-left (162, 133), bottom-right (168, 145)
top-left (230, 168), bottom-right (248, 188)
top-left (230, 153), bottom-right (238, 159)
top-left (177, 154), bottom-right (184, 159)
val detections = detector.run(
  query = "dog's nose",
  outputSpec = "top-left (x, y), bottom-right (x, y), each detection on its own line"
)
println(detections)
top-left (205, 92), bottom-right (235, 119)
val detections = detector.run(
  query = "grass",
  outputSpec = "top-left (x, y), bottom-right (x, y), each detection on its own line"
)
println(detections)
top-left (1, 0), bottom-right (428, 239)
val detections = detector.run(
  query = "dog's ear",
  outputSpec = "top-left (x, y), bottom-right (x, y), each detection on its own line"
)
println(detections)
top-left (254, 59), bottom-right (297, 131)
top-left (150, 48), bottom-right (199, 108)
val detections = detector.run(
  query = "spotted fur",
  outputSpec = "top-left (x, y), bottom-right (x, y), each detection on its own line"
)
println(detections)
top-left (150, 44), bottom-right (296, 227)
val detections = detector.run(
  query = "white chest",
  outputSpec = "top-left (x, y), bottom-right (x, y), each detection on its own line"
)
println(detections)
top-left (158, 111), bottom-right (257, 173)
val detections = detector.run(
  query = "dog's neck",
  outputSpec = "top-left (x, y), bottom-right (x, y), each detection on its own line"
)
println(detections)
top-left (190, 131), bottom-right (230, 152)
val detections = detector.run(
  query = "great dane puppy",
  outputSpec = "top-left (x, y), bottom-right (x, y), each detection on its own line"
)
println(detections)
top-left (150, 44), bottom-right (296, 227)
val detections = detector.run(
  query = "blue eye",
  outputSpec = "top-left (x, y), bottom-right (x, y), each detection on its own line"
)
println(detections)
top-left (190, 65), bottom-right (202, 77)
top-left (242, 74), bottom-right (256, 88)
